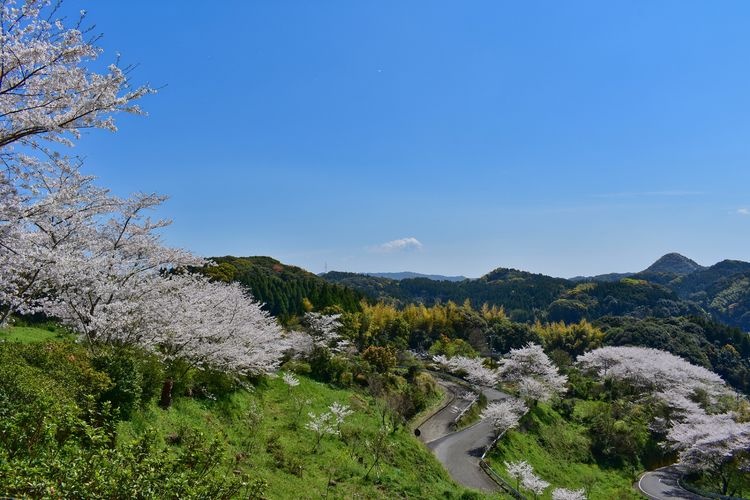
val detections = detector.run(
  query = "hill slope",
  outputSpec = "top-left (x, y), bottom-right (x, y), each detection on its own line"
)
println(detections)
top-left (322, 267), bottom-right (705, 324)
top-left (641, 252), bottom-right (704, 276)
top-left (204, 256), bottom-right (365, 320)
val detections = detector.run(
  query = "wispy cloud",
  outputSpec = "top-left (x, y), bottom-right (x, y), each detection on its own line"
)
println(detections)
top-left (592, 190), bottom-right (704, 199)
top-left (369, 237), bottom-right (423, 253)
top-left (737, 208), bottom-right (750, 216)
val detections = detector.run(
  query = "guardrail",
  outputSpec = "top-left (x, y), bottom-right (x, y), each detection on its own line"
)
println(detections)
top-left (450, 392), bottom-right (479, 429)
top-left (477, 409), bottom-right (529, 499)
top-left (426, 368), bottom-right (528, 499)
top-left (479, 459), bottom-right (526, 499)
top-left (424, 369), bottom-right (481, 430)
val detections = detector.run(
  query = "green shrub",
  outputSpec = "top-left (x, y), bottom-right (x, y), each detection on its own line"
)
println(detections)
top-left (0, 426), bottom-right (250, 499)
top-left (191, 369), bottom-right (239, 399)
top-left (281, 359), bottom-right (312, 375)
top-left (92, 347), bottom-right (166, 418)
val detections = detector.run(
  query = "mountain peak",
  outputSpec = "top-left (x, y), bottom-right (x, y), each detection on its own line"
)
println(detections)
top-left (642, 253), bottom-right (704, 276)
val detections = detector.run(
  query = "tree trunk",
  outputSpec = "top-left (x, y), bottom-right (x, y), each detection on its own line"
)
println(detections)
top-left (160, 377), bottom-right (174, 409)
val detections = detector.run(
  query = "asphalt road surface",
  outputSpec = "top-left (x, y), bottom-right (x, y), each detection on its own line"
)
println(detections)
top-left (417, 380), bottom-right (509, 492)
top-left (637, 466), bottom-right (707, 500)
top-left (416, 379), bottom-right (474, 443)
top-left (419, 380), bottom-right (710, 499)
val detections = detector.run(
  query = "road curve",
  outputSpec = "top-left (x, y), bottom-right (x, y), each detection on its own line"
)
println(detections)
top-left (417, 380), bottom-right (508, 492)
top-left (416, 379), bottom-right (474, 444)
top-left (420, 380), bottom-right (710, 499)
top-left (637, 466), bottom-right (707, 500)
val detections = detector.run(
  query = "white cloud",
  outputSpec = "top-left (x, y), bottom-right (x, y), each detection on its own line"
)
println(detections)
top-left (737, 208), bottom-right (750, 216)
top-left (370, 237), bottom-right (423, 253)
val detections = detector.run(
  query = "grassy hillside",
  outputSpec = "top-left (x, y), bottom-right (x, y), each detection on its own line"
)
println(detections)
top-left (0, 329), bottom-right (486, 499)
top-left (0, 324), bottom-right (71, 343)
top-left (119, 375), bottom-right (476, 499)
top-left (485, 404), bottom-right (642, 500)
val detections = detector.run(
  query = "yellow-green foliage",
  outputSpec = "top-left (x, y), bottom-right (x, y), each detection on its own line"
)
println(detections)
top-left (428, 334), bottom-right (478, 358)
top-left (533, 320), bottom-right (605, 356)
top-left (620, 278), bottom-right (649, 286)
top-left (569, 282), bottom-right (597, 295)
top-left (358, 299), bottom-right (505, 343)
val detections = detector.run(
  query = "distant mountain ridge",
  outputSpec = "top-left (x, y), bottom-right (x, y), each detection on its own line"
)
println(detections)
top-left (364, 272), bottom-right (467, 282)
top-left (204, 253), bottom-right (750, 332)
top-left (320, 253), bottom-right (750, 331)
top-left (641, 252), bottom-right (704, 275)
top-left (571, 252), bottom-right (704, 282)
top-left (569, 272), bottom-right (633, 283)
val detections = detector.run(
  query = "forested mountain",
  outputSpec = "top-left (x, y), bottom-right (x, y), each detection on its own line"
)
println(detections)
top-left (640, 252), bottom-right (704, 276)
top-left (571, 252), bottom-right (702, 284)
top-left (546, 279), bottom-right (705, 323)
top-left (203, 256), bottom-right (365, 321)
top-left (323, 268), bottom-right (570, 322)
top-left (322, 254), bottom-right (750, 331)
top-left (200, 254), bottom-right (750, 332)
top-left (569, 272), bottom-right (633, 283)
top-left (322, 266), bottom-right (706, 323)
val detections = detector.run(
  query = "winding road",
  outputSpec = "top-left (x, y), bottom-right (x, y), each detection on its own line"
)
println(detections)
top-left (637, 466), bottom-right (707, 500)
top-left (417, 379), bottom-right (708, 499)
top-left (416, 379), bottom-right (508, 493)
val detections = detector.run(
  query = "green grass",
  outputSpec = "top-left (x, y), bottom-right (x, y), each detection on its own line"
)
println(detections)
top-left (455, 392), bottom-right (487, 430)
top-left (119, 374), bottom-right (487, 499)
top-left (486, 403), bottom-right (643, 500)
top-left (0, 325), bottom-right (71, 343)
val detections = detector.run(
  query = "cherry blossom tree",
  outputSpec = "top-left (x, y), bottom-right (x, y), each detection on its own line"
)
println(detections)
top-left (1, 163), bottom-right (293, 402)
top-left (0, 0), bottom-right (152, 151)
top-left (329, 401), bottom-right (353, 433)
top-left (151, 275), bottom-right (288, 372)
top-left (0, 149), bottom-right (203, 335)
top-left (579, 346), bottom-right (749, 495)
top-left (306, 410), bottom-right (336, 452)
top-left (552, 487), bottom-right (587, 500)
top-left (36, 190), bottom-right (202, 345)
top-left (504, 460), bottom-right (549, 499)
top-left (576, 346), bottom-right (730, 403)
top-left (306, 401), bottom-right (353, 452)
top-left (480, 398), bottom-right (527, 437)
top-left (523, 472), bottom-right (550, 499)
top-left (0, 3), bottom-right (296, 414)
top-left (284, 329), bottom-right (315, 358)
top-left (499, 343), bottom-right (567, 403)
top-left (0, 154), bottom-right (117, 324)
top-left (283, 372), bottom-right (300, 394)
top-left (432, 354), bottom-right (500, 387)
top-left (665, 412), bottom-right (750, 495)
top-left (144, 274), bottom-right (292, 407)
top-left (505, 460), bottom-right (532, 492)
top-left (303, 312), bottom-right (349, 353)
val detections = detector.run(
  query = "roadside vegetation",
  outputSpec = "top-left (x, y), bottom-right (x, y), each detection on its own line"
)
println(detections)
top-left (0, 327), bottom-right (479, 499)
top-left (486, 404), bottom-right (641, 499)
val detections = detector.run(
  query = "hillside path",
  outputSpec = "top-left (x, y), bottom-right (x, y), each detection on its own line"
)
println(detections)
top-left (637, 466), bottom-right (708, 500)
top-left (416, 379), bottom-right (508, 492)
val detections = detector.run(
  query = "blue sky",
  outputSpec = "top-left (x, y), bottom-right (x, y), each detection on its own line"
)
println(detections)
top-left (71, 1), bottom-right (750, 278)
